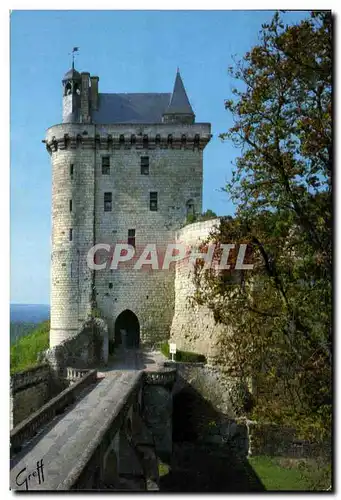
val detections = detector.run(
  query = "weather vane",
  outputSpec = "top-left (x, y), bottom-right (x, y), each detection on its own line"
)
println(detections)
top-left (69, 47), bottom-right (79, 69)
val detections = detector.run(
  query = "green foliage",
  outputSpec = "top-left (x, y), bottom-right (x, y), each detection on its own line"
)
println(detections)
top-left (10, 322), bottom-right (36, 345)
top-left (160, 342), bottom-right (206, 363)
top-left (158, 461), bottom-right (170, 477)
top-left (10, 320), bottom-right (50, 374)
top-left (192, 11), bottom-right (332, 442)
top-left (89, 306), bottom-right (101, 318)
top-left (201, 209), bottom-right (218, 221)
top-left (249, 456), bottom-right (331, 491)
top-left (186, 213), bottom-right (197, 224)
top-left (185, 209), bottom-right (218, 226)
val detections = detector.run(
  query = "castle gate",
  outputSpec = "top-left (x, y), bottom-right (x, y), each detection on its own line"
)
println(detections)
top-left (114, 310), bottom-right (140, 348)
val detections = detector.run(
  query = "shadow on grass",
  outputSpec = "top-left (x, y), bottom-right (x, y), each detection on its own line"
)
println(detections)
top-left (159, 443), bottom-right (265, 492)
top-left (159, 378), bottom-right (264, 492)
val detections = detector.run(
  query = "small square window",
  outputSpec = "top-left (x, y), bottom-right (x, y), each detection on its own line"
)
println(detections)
top-left (104, 192), bottom-right (112, 212)
top-left (102, 156), bottom-right (110, 175)
top-left (128, 229), bottom-right (136, 248)
top-left (150, 192), bottom-right (158, 211)
top-left (69, 228), bottom-right (73, 241)
top-left (141, 156), bottom-right (149, 175)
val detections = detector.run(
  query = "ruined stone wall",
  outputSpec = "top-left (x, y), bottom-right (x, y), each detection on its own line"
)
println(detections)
top-left (170, 218), bottom-right (230, 362)
top-left (46, 122), bottom-right (210, 348)
top-left (43, 317), bottom-right (108, 378)
top-left (10, 364), bottom-right (52, 429)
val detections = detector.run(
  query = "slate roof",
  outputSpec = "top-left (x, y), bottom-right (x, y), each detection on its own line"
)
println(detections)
top-left (165, 70), bottom-right (194, 115)
top-left (92, 93), bottom-right (172, 124)
top-left (63, 68), bottom-right (81, 81)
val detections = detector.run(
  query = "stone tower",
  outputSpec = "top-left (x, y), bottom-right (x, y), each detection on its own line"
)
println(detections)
top-left (44, 64), bottom-right (211, 349)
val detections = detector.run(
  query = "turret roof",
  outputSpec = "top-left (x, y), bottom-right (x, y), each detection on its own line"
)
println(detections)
top-left (63, 67), bottom-right (81, 82)
top-left (164, 70), bottom-right (194, 115)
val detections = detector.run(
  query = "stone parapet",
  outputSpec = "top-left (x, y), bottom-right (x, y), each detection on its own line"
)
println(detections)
top-left (144, 368), bottom-right (177, 389)
top-left (10, 369), bottom-right (98, 456)
top-left (10, 364), bottom-right (50, 393)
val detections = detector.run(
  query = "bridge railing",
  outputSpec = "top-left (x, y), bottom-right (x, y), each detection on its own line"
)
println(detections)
top-left (66, 367), bottom-right (91, 383)
top-left (10, 369), bottom-right (98, 456)
top-left (143, 368), bottom-right (177, 388)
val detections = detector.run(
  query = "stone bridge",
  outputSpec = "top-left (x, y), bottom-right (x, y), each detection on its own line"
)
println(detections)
top-left (10, 353), bottom-right (176, 491)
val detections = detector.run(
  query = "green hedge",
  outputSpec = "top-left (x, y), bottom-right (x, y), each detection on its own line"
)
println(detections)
top-left (10, 320), bottom-right (50, 374)
top-left (161, 342), bottom-right (206, 363)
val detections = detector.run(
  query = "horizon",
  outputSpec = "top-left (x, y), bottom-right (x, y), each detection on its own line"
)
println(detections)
top-left (10, 303), bottom-right (50, 306)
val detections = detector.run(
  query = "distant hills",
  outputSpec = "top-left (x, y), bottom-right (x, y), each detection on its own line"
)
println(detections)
top-left (10, 304), bottom-right (50, 345)
top-left (10, 304), bottom-right (50, 323)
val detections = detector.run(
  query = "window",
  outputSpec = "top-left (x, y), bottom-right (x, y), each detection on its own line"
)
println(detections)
top-left (108, 282), bottom-right (113, 289)
top-left (69, 199), bottom-right (72, 212)
top-left (186, 199), bottom-right (195, 216)
top-left (69, 228), bottom-right (73, 241)
top-left (104, 192), bottom-right (112, 212)
top-left (128, 229), bottom-right (136, 248)
top-left (102, 156), bottom-right (110, 175)
top-left (65, 82), bottom-right (72, 96)
top-left (141, 156), bottom-right (149, 175)
top-left (70, 164), bottom-right (74, 179)
top-left (150, 192), bottom-right (158, 211)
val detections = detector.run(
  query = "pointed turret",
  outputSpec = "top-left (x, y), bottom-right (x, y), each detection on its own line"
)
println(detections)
top-left (163, 70), bottom-right (195, 124)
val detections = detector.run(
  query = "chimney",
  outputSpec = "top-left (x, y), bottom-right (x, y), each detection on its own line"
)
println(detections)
top-left (80, 72), bottom-right (90, 123)
top-left (90, 76), bottom-right (99, 111)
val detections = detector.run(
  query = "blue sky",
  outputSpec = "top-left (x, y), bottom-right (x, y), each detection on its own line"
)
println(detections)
top-left (10, 9), bottom-right (309, 304)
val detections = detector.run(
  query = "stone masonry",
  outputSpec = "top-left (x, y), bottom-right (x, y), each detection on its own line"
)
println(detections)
top-left (44, 65), bottom-right (211, 349)
top-left (170, 218), bottom-right (231, 362)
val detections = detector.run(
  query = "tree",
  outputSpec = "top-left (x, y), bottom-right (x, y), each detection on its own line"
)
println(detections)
top-left (192, 11), bottom-right (332, 441)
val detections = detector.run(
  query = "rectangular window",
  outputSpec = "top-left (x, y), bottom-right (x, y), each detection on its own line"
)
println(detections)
top-left (104, 192), bottom-right (112, 212)
top-left (128, 229), bottom-right (136, 248)
top-left (70, 164), bottom-right (74, 179)
top-left (69, 199), bottom-right (72, 212)
top-left (141, 156), bottom-right (149, 175)
top-left (102, 156), bottom-right (110, 175)
top-left (69, 228), bottom-right (73, 241)
top-left (150, 192), bottom-right (158, 211)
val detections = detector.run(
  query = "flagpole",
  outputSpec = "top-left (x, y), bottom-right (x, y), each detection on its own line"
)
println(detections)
top-left (71, 47), bottom-right (79, 70)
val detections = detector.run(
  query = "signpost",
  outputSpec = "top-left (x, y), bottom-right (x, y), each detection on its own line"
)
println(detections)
top-left (169, 343), bottom-right (177, 362)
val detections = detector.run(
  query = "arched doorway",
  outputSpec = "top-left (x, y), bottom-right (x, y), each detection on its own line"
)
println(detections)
top-left (114, 310), bottom-right (140, 348)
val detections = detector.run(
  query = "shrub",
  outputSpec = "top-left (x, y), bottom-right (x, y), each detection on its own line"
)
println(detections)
top-left (160, 342), bottom-right (206, 363)
top-left (185, 209), bottom-right (218, 226)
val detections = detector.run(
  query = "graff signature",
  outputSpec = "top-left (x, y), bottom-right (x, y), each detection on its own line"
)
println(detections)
top-left (15, 458), bottom-right (45, 490)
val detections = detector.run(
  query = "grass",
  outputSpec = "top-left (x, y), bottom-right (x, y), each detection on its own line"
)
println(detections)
top-left (248, 456), bottom-right (331, 491)
top-left (160, 342), bottom-right (206, 363)
top-left (10, 320), bottom-right (50, 374)
top-left (158, 461), bottom-right (170, 477)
